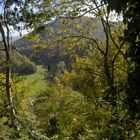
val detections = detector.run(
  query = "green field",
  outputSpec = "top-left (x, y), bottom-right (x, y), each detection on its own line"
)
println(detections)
top-left (25, 65), bottom-right (49, 96)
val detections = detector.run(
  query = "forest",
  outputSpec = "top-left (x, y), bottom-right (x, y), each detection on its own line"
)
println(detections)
top-left (0, 0), bottom-right (140, 139)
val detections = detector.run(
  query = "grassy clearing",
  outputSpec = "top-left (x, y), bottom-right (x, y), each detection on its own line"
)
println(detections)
top-left (25, 65), bottom-right (49, 97)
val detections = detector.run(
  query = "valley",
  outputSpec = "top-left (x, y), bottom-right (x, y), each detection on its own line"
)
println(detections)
top-left (0, 1), bottom-right (139, 138)
top-left (25, 65), bottom-right (49, 96)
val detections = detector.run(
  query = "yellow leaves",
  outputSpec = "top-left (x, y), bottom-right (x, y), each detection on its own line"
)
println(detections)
top-left (73, 117), bottom-right (77, 122)
top-left (33, 44), bottom-right (44, 49)
top-left (26, 33), bottom-right (42, 43)
top-left (33, 34), bottom-right (42, 43)
top-left (64, 70), bottom-right (69, 76)
top-left (1, 117), bottom-right (8, 124)
top-left (45, 27), bottom-right (53, 34)
top-left (75, 24), bottom-right (83, 30)
top-left (0, 73), bottom-right (5, 84)
top-left (0, 73), bottom-right (5, 94)
top-left (5, 63), bottom-right (12, 67)
top-left (25, 34), bottom-right (34, 40)
top-left (51, 8), bottom-right (60, 15)
top-left (0, 73), bottom-right (5, 79)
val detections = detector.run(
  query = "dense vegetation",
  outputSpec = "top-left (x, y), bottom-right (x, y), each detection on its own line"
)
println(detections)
top-left (0, 51), bottom-right (36, 75)
top-left (0, 0), bottom-right (140, 139)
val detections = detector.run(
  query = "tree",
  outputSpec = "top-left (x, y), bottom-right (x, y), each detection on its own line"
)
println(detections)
top-left (104, 0), bottom-right (140, 120)
top-left (33, 0), bottom-right (139, 138)
top-left (0, 0), bottom-right (54, 138)
top-left (26, 1), bottom-right (134, 138)
top-left (44, 0), bottom-right (128, 106)
top-left (0, 0), bottom-right (139, 138)
top-left (0, 1), bottom-right (19, 132)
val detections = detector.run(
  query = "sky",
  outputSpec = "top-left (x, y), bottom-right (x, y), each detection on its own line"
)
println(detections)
top-left (0, 0), bottom-right (3, 4)
top-left (0, 0), bottom-right (122, 39)
top-left (0, 0), bottom-right (29, 39)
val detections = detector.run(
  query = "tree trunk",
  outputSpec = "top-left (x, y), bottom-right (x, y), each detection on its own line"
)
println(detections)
top-left (5, 49), bottom-right (19, 131)
top-left (0, 22), bottom-right (19, 131)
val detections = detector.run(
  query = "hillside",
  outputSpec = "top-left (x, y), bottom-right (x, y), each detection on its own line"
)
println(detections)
top-left (13, 16), bottom-right (120, 66)
top-left (0, 0), bottom-right (139, 139)
top-left (0, 50), bottom-right (36, 75)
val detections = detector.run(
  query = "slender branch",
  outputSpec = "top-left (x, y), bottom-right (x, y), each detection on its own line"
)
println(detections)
top-left (73, 60), bottom-right (103, 77)
top-left (107, 23), bottom-right (130, 64)
top-left (58, 35), bottom-right (105, 55)
top-left (112, 42), bottom-right (125, 65)
top-left (59, 3), bottom-right (105, 20)
top-left (11, 46), bottom-right (25, 56)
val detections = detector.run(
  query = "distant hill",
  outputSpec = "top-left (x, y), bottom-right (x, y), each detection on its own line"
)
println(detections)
top-left (13, 16), bottom-right (120, 66)
top-left (0, 50), bottom-right (36, 75)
